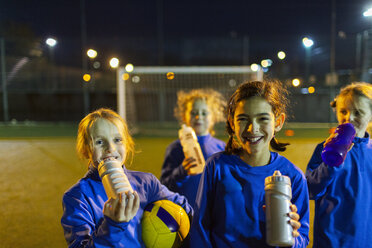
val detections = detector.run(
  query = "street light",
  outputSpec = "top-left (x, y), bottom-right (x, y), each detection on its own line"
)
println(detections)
top-left (45, 37), bottom-right (58, 88)
top-left (277, 51), bottom-right (286, 60)
top-left (363, 7), bottom-right (372, 17)
top-left (302, 37), bottom-right (314, 83)
top-left (87, 49), bottom-right (97, 59)
top-left (109, 57), bottom-right (120, 68)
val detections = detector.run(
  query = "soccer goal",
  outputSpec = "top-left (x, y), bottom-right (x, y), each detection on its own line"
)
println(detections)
top-left (116, 66), bottom-right (263, 129)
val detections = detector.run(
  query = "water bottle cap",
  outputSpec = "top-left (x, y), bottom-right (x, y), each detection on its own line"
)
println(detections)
top-left (265, 170), bottom-right (291, 185)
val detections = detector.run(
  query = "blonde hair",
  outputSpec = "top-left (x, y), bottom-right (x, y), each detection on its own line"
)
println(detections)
top-left (331, 82), bottom-right (372, 108)
top-left (174, 88), bottom-right (226, 136)
top-left (76, 108), bottom-right (135, 167)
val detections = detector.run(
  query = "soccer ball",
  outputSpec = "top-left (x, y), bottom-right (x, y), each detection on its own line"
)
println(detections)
top-left (141, 199), bottom-right (190, 248)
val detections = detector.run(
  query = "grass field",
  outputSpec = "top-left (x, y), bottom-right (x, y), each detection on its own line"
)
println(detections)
top-left (0, 124), bottom-right (330, 247)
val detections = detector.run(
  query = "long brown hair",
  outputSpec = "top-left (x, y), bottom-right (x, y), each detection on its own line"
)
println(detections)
top-left (225, 80), bottom-right (289, 154)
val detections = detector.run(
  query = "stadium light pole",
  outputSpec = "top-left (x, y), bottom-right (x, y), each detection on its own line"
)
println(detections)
top-left (302, 37), bottom-right (314, 83)
top-left (46, 37), bottom-right (57, 89)
top-left (0, 37), bottom-right (8, 122)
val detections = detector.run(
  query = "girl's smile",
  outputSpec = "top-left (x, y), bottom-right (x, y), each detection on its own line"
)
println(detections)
top-left (232, 96), bottom-right (285, 166)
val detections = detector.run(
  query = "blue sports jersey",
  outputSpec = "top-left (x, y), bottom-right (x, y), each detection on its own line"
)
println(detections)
top-left (160, 134), bottom-right (225, 207)
top-left (61, 166), bottom-right (192, 248)
top-left (190, 152), bottom-right (309, 248)
top-left (306, 133), bottom-right (372, 248)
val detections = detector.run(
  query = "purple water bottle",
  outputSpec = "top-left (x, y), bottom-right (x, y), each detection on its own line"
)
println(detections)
top-left (321, 123), bottom-right (356, 167)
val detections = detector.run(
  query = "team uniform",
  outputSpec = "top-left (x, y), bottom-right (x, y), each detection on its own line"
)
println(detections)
top-left (306, 133), bottom-right (372, 247)
top-left (190, 152), bottom-right (309, 248)
top-left (160, 134), bottom-right (225, 207)
top-left (61, 166), bottom-right (192, 248)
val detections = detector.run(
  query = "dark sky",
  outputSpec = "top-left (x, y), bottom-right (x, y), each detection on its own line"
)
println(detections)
top-left (2, 0), bottom-right (372, 70)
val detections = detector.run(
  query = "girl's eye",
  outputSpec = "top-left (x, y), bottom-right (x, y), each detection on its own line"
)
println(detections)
top-left (114, 138), bottom-right (122, 143)
top-left (95, 140), bottom-right (103, 145)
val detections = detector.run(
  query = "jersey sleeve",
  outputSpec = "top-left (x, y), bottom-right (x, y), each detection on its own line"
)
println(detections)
top-left (160, 142), bottom-right (188, 191)
top-left (306, 142), bottom-right (338, 200)
top-left (61, 190), bottom-right (129, 248)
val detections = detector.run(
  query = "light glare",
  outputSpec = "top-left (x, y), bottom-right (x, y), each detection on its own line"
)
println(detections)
top-left (308, 86), bottom-right (315, 94)
top-left (292, 78), bottom-right (300, 87)
top-left (363, 8), bottom-right (372, 17)
top-left (83, 73), bottom-right (91, 82)
top-left (87, 49), bottom-right (97, 59)
top-left (278, 51), bottom-right (286, 60)
top-left (302, 37), bottom-right (314, 48)
top-left (109, 57), bottom-right (119, 68)
top-left (125, 63), bottom-right (134, 72)
top-left (46, 38), bottom-right (57, 47)
top-left (250, 63), bottom-right (259, 72)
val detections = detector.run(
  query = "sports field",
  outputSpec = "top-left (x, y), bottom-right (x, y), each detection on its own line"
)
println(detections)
top-left (0, 123), bottom-right (331, 247)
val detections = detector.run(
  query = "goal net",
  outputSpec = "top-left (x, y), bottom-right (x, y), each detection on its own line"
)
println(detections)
top-left (116, 66), bottom-right (263, 134)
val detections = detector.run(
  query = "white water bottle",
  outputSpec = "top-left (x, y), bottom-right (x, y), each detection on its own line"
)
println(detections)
top-left (98, 160), bottom-right (133, 199)
top-left (178, 124), bottom-right (205, 174)
top-left (264, 170), bottom-right (294, 247)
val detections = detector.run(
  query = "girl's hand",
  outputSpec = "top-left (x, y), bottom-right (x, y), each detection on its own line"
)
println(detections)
top-left (289, 204), bottom-right (301, 238)
top-left (182, 157), bottom-right (198, 175)
top-left (103, 191), bottom-right (140, 223)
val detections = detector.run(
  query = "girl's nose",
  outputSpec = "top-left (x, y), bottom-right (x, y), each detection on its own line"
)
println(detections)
top-left (106, 142), bottom-right (115, 152)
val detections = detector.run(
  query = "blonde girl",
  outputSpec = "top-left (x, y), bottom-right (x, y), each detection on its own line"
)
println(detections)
top-left (61, 108), bottom-right (192, 247)
top-left (306, 82), bottom-right (372, 247)
top-left (160, 89), bottom-right (226, 208)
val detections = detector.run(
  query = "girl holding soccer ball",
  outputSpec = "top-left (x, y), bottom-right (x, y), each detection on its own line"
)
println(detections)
top-left (61, 108), bottom-right (192, 247)
top-left (190, 80), bottom-right (310, 247)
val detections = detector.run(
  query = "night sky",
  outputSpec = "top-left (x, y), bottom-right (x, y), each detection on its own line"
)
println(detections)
top-left (2, 0), bottom-right (372, 72)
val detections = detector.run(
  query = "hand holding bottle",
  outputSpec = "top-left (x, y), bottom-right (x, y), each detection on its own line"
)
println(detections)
top-left (182, 157), bottom-right (198, 175)
top-left (103, 191), bottom-right (140, 222)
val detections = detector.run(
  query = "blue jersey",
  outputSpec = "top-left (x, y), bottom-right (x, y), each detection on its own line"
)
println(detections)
top-left (306, 133), bottom-right (372, 248)
top-left (190, 152), bottom-right (309, 248)
top-left (61, 166), bottom-right (192, 248)
top-left (160, 134), bottom-right (225, 207)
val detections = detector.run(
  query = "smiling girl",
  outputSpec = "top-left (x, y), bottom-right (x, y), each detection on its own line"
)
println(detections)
top-left (61, 108), bottom-right (192, 247)
top-left (190, 80), bottom-right (309, 247)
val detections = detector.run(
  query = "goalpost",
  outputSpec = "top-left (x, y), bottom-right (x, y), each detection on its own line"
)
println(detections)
top-left (116, 66), bottom-right (263, 128)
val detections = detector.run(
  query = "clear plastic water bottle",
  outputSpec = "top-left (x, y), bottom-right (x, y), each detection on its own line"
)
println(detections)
top-left (321, 123), bottom-right (356, 167)
top-left (264, 170), bottom-right (294, 247)
top-left (98, 160), bottom-right (133, 199)
top-left (178, 124), bottom-right (205, 174)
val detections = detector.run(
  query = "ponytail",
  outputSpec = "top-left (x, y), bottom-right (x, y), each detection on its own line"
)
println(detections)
top-left (270, 137), bottom-right (289, 152)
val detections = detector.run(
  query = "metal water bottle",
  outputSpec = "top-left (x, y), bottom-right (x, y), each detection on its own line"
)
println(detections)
top-left (321, 123), bottom-right (356, 167)
top-left (98, 160), bottom-right (133, 199)
top-left (265, 170), bottom-right (294, 247)
top-left (178, 124), bottom-right (205, 174)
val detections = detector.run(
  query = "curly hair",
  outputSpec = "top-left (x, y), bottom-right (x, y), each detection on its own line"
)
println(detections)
top-left (174, 88), bottom-right (226, 135)
top-left (76, 108), bottom-right (135, 167)
top-left (330, 82), bottom-right (372, 108)
top-left (225, 80), bottom-right (290, 154)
